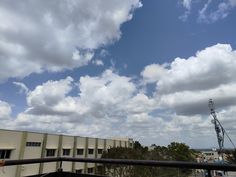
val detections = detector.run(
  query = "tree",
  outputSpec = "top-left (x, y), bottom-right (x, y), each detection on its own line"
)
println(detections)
top-left (99, 142), bottom-right (196, 177)
top-left (167, 142), bottom-right (195, 161)
top-left (227, 149), bottom-right (236, 164)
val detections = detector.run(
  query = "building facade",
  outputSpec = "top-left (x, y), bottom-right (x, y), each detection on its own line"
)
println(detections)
top-left (0, 129), bottom-right (133, 177)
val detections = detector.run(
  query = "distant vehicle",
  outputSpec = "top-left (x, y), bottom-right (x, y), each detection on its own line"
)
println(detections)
top-left (204, 170), bottom-right (226, 177)
top-left (215, 171), bottom-right (226, 177)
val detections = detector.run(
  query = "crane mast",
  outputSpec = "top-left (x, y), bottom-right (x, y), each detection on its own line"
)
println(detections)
top-left (208, 99), bottom-right (225, 161)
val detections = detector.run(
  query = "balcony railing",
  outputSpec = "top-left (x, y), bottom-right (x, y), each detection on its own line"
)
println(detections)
top-left (1, 157), bottom-right (236, 177)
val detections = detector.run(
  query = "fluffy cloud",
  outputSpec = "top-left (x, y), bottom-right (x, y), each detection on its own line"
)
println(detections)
top-left (0, 100), bottom-right (17, 130)
top-left (0, 0), bottom-right (142, 82)
top-left (2, 43), bottom-right (236, 147)
top-left (141, 44), bottom-right (236, 115)
top-left (141, 64), bottom-right (168, 84)
top-left (14, 70), bottom-right (148, 136)
top-left (138, 43), bottom-right (236, 146)
top-left (0, 100), bottom-right (12, 120)
top-left (157, 44), bottom-right (236, 94)
top-left (26, 76), bottom-right (74, 115)
top-left (198, 0), bottom-right (236, 23)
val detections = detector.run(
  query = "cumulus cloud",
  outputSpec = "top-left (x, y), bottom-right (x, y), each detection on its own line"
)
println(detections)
top-left (0, 0), bottom-right (142, 82)
top-left (25, 76), bottom-right (75, 115)
top-left (14, 70), bottom-right (149, 137)
top-left (156, 44), bottom-right (236, 94)
top-left (138, 43), bottom-right (236, 146)
top-left (2, 43), bottom-right (236, 148)
top-left (0, 100), bottom-right (17, 130)
top-left (198, 0), bottom-right (236, 23)
top-left (141, 44), bottom-right (236, 116)
top-left (141, 64), bottom-right (168, 84)
top-left (0, 100), bottom-right (12, 120)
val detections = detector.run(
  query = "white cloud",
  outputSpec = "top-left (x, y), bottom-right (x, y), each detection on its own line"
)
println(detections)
top-left (0, 0), bottom-right (142, 82)
top-left (0, 100), bottom-right (12, 120)
top-left (150, 44), bottom-right (236, 117)
top-left (137, 43), bottom-right (236, 146)
top-left (13, 82), bottom-right (29, 94)
top-left (182, 0), bottom-right (192, 10)
top-left (26, 76), bottom-right (75, 115)
top-left (179, 0), bottom-right (236, 23)
top-left (198, 0), bottom-right (236, 23)
top-left (2, 43), bottom-right (236, 148)
top-left (92, 59), bottom-right (104, 66)
top-left (179, 0), bottom-right (192, 21)
top-left (156, 44), bottom-right (236, 95)
top-left (141, 64), bottom-right (168, 84)
top-left (0, 100), bottom-right (17, 130)
top-left (13, 70), bottom-right (145, 137)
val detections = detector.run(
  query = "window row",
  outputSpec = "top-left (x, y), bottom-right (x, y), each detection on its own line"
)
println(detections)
top-left (45, 148), bottom-right (104, 157)
top-left (26, 142), bottom-right (41, 147)
top-left (0, 148), bottom-right (105, 159)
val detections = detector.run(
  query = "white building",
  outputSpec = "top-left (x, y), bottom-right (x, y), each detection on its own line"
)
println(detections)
top-left (0, 129), bottom-right (133, 177)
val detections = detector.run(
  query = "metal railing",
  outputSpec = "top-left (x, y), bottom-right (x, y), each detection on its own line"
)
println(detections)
top-left (1, 157), bottom-right (236, 177)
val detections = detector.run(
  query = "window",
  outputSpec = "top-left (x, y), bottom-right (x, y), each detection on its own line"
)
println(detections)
top-left (76, 169), bottom-right (83, 174)
top-left (77, 148), bottom-right (84, 155)
top-left (0, 150), bottom-right (11, 159)
top-left (46, 149), bottom-right (56, 157)
top-left (26, 142), bottom-right (41, 147)
top-left (88, 148), bottom-right (94, 155)
top-left (63, 149), bottom-right (70, 156)
top-left (97, 149), bottom-right (103, 154)
top-left (87, 168), bottom-right (93, 174)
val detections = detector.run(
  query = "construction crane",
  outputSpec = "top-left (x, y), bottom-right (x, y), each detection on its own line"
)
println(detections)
top-left (208, 99), bottom-right (236, 161)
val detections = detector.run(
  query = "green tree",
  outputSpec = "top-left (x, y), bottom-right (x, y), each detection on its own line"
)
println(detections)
top-left (167, 142), bottom-right (195, 161)
top-left (227, 149), bottom-right (236, 164)
top-left (99, 142), bottom-right (196, 177)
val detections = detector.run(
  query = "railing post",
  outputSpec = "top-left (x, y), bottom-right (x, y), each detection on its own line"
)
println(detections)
top-left (207, 169), bottom-right (212, 177)
top-left (57, 159), bottom-right (63, 172)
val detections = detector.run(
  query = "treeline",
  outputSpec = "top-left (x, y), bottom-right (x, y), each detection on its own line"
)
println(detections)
top-left (226, 149), bottom-right (236, 163)
top-left (98, 141), bottom-right (196, 177)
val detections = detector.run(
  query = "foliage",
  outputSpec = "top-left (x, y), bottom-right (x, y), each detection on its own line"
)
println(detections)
top-left (98, 141), bottom-right (196, 177)
top-left (226, 149), bottom-right (236, 164)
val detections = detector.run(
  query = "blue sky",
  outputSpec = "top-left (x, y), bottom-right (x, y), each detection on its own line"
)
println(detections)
top-left (0, 0), bottom-right (236, 148)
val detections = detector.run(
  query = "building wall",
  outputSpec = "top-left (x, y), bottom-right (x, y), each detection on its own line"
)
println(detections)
top-left (42, 134), bottom-right (60, 173)
top-left (106, 139), bottom-right (114, 150)
top-left (0, 129), bottom-right (23, 177)
top-left (74, 136), bottom-right (86, 173)
top-left (20, 132), bottom-right (44, 177)
top-left (61, 135), bottom-right (74, 172)
top-left (0, 129), bottom-right (133, 177)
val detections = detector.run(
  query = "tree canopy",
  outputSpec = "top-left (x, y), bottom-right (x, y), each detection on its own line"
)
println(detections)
top-left (99, 141), bottom-right (196, 177)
